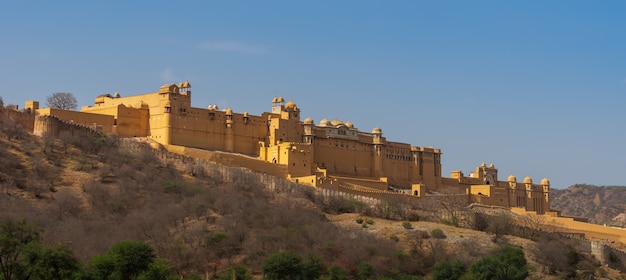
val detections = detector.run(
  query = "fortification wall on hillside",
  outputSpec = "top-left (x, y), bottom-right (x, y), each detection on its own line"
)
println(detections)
top-left (121, 139), bottom-right (384, 208)
top-left (33, 115), bottom-right (103, 140)
top-left (2, 109), bottom-right (35, 132)
top-left (164, 144), bottom-right (289, 179)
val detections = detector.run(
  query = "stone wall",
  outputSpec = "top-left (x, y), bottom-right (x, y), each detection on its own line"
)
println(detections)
top-left (1, 109), bottom-right (35, 132)
top-left (33, 115), bottom-right (103, 140)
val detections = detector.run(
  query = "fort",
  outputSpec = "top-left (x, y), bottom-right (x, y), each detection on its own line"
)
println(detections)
top-left (19, 81), bottom-right (551, 214)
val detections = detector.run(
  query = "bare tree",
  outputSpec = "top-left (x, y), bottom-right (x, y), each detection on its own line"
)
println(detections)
top-left (46, 92), bottom-right (77, 110)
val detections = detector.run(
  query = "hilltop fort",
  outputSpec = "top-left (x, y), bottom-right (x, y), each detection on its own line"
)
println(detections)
top-left (18, 81), bottom-right (551, 215)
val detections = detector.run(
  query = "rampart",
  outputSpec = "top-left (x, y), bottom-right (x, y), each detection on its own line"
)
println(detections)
top-left (511, 208), bottom-right (626, 244)
top-left (33, 115), bottom-right (104, 140)
top-left (1, 109), bottom-right (35, 132)
top-left (163, 144), bottom-right (289, 179)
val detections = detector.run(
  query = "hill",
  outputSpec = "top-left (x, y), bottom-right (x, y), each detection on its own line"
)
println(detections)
top-left (551, 184), bottom-right (626, 226)
top-left (0, 109), bottom-right (624, 279)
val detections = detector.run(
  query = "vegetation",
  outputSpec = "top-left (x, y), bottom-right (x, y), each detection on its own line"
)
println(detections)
top-left (431, 260), bottom-right (466, 280)
top-left (45, 92), bottom-right (78, 110)
top-left (470, 246), bottom-right (528, 280)
top-left (430, 229), bottom-right (446, 239)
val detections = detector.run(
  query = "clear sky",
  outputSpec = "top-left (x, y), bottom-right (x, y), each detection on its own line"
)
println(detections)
top-left (1, 1), bottom-right (625, 189)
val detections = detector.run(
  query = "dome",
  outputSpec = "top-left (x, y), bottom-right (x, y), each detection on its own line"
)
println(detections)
top-left (225, 108), bottom-right (233, 115)
top-left (372, 127), bottom-right (382, 134)
top-left (319, 118), bottom-right (330, 126)
top-left (113, 92), bottom-right (120, 98)
top-left (178, 82), bottom-right (184, 88)
top-left (541, 178), bottom-right (550, 185)
top-left (489, 163), bottom-right (495, 168)
top-left (345, 121), bottom-right (354, 128)
top-left (277, 96), bottom-right (285, 103)
top-left (330, 119), bottom-right (343, 126)
top-left (243, 111), bottom-right (249, 117)
top-left (507, 174), bottom-right (517, 182)
top-left (285, 100), bottom-right (296, 109)
top-left (272, 96), bottom-right (278, 103)
top-left (183, 80), bottom-right (191, 88)
top-left (523, 176), bottom-right (533, 184)
top-left (303, 117), bottom-right (314, 125)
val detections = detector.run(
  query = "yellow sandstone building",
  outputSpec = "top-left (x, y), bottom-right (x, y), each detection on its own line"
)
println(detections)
top-left (26, 82), bottom-right (551, 214)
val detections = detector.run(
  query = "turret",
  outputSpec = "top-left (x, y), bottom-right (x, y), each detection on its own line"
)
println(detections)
top-left (507, 174), bottom-right (517, 188)
top-left (372, 127), bottom-right (383, 144)
top-left (303, 117), bottom-right (314, 144)
top-left (225, 108), bottom-right (234, 152)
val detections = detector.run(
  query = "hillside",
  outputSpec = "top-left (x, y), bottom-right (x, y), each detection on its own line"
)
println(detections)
top-left (551, 184), bottom-right (626, 226)
top-left (0, 110), bottom-right (624, 279)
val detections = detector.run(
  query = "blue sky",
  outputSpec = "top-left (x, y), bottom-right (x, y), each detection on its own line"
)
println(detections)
top-left (1, 1), bottom-right (625, 188)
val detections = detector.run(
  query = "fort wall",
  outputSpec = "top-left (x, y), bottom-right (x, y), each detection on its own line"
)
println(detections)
top-left (2, 109), bottom-right (36, 132)
top-left (164, 144), bottom-right (288, 179)
top-left (33, 115), bottom-right (104, 140)
top-left (511, 208), bottom-right (626, 244)
top-left (37, 108), bottom-right (114, 134)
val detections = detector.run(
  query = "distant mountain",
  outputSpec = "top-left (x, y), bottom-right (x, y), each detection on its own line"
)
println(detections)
top-left (550, 184), bottom-right (626, 226)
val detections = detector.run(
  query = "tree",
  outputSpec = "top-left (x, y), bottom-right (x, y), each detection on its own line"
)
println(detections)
top-left (24, 243), bottom-right (82, 280)
top-left (355, 262), bottom-right (374, 280)
top-left (325, 264), bottom-right (349, 280)
top-left (470, 246), bottom-right (528, 280)
top-left (46, 92), bottom-right (78, 110)
top-left (216, 266), bottom-right (252, 280)
top-left (0, 96), bottom-right (4, 108)
top-left (301, 255), bottom-right (324, 280)
top-left (485, 214), bottom-right (514, 243)
top-left (261, 251), bottom-right (303, 280)
top-left (431, 260), bottom-right (466, 280)
top-left (92, 240), bottom-right (157, 280)
top-left (0, 219), bottom-right (42, 280)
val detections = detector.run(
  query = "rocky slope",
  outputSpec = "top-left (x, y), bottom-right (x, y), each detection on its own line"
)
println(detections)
top-left (551, 184), bottom-right (626, 226)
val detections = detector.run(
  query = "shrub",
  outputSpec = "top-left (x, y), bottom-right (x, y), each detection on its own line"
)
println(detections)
top-left (356, 218), bottom-right (364, 224)
top-left (406, 211), bottom-right (420, 221)
top-left (432, 260), bottom-right (466, 280)
top-left (390, 235), bottom-right (399, 242)
top-left (365, 219), bottom-right (374, 225)
top-left (419, 230), bottom-right (430, 239)
top-left (431, 229), bottom-right (446, 239)
top-left (402, 222), bottom-right (413, 230)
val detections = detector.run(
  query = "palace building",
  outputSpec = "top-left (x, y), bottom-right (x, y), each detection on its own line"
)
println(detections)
top-left (25, 81), bottom-right (551, 214)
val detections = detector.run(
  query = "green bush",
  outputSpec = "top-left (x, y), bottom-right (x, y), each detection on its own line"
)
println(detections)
top-left (390, 235), bottom-right (399, 242)
top-left (432, 260), bottom-right (466, 280)
top-left (356, 218), bottom-right (364, 224)
top-left (365, 219), bottom-right (374, 225)
top-left (470, 246), bottom-right (528, 280)
top-left (402, 222), bottom-right (413, 229)
top-left (431, 229), bottom-right (446, 239)
top-left (419, 230), bottom-right (430, 239)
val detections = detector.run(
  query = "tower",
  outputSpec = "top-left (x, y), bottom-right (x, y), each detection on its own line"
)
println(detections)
top-left (541, 178), bottom-right (551, 213)
top-left (225, 108), bottom-right (234, 152)
top-left (507, 174), bottom-right (517, 208)
top-left (303, 117), bottom-right (314, 144)
top-left (372, 127), bottom-right (383, 177)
